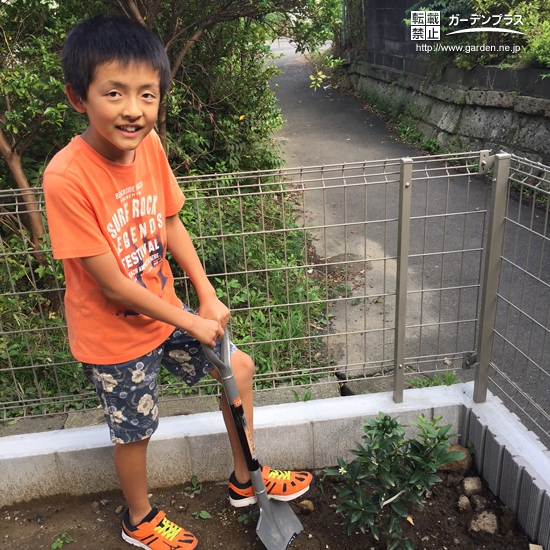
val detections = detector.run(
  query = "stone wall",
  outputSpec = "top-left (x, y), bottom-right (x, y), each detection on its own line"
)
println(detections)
top-left (342, 0), bottom-right (550, 163)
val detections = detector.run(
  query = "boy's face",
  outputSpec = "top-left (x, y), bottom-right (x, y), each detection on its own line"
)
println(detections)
top-left (66, 61), bottom-right (161, 165)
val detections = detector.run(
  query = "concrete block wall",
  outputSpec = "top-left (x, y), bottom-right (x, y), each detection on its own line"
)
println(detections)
top-left (460, 389), bottom-right (550, 549)
top-left (1, 383), bottom-right (549, 548)
top-left (540, 493), bottom-right (550, 550)
top-left (0, 385), bottom-right (463, 507)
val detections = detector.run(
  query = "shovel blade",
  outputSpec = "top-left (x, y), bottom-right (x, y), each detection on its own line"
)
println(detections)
top-left (256, 499), bottom-right (303, 550)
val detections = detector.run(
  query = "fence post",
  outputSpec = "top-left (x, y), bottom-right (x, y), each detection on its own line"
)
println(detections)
top-left (474, 153), bottom-right (511, 403)
top-left (393, 158), bottom-right (413, 404)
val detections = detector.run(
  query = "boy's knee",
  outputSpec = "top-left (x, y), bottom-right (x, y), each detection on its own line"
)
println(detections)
top-left (232, 350), bottom-right (255, 384)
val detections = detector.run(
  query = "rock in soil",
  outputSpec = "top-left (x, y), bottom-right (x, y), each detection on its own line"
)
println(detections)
top-left (458, 494), bottom-right (473, 513)
top-left (469, 510), bottom-right (499, 535)
top-left (438, 444), bottom-right (473, 476)
top-left (463, 476), bottom-right (483, 496)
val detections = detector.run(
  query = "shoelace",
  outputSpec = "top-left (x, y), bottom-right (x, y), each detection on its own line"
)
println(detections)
top-left (154, 517), bottom-right (183, 541)
top-left (267, 468), bottom-right (291, 481)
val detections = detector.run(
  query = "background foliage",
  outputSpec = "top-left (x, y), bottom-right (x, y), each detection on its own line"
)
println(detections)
top-left (0, 0), bottom-right (340, 416)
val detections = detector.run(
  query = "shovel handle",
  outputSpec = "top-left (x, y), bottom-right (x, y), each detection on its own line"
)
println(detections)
top-left (203, 332), bottom-right (304, 548)
top-left (201, 330), bottom-right (260, 473)
top-left (201, 330), bottom-right (236, 399)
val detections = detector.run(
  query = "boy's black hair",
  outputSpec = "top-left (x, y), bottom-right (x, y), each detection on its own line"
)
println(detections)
top-left (62, 14), bottom-right (171, 100)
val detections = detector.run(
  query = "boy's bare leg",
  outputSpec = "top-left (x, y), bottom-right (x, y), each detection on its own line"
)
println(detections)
top-left (114, 438), bottom-right (152, 525)
top-left (210, 349), bottom-right (255, 484)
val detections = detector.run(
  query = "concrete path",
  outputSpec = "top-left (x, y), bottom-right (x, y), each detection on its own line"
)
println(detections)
top-left (271, 39), bottom-right (486, 380)
top-left (271, 39), bottom-right (420, 166)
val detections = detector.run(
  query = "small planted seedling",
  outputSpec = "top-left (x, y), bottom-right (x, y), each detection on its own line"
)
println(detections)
top-left (192, 510), bottom-right (212, 520)
top-left (238, 508), bottom-right (259, 525)
top-left (51, 531), bottom-right (74, 549)
top-left (185, 476), bottom-right (203, 497)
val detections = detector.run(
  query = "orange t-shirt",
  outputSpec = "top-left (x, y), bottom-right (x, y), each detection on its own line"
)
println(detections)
top-left (43, 131), bottom-right (185, 364)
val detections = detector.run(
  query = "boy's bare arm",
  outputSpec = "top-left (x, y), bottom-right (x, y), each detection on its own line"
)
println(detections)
top-left (165, 214), bottom-right (230, 328)
top-left (80, 252), bottom-right (223, 347)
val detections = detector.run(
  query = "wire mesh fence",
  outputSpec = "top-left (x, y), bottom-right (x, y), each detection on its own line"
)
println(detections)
top-left (0, 151), bottom-right (548, 448)
top-left (483, 155), bottom-right (550, 448)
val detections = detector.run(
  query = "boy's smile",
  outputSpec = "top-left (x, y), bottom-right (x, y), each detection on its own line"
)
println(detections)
top-left (66, 61), bottom-right (161, 165)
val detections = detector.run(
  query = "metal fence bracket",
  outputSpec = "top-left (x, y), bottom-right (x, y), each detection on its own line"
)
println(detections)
top-left (462, 352), bottom-right (477, 370)
top-left (479, 150), bottom-right (495, 175)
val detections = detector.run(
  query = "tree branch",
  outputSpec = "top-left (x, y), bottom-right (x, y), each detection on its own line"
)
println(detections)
top-left (170, 26), bottom-right (205, 78)
top-left (126, 0), bottom-right (146, 26)
top-left (0, 125), bottom-right (46, 251)
top-left (0, 206), bottom-right (26, 242)
top-left (19, 117), bottom-right (44, 157)
top-left (3, 92), bottom-right (11, 113)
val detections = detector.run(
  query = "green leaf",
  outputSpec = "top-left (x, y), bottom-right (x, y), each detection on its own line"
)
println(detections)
top-left (409, 470), bottom-right (424, 484)
top-left (388, 515), bottom-right (401, 534)
top-left (371, 523), bottom-right (379, 540)
top-left (427, 474), bottom-right (442, 485)
top-left (390, 500), bottom-right (409, 518)
top-left (343, 499), bottom-right (363, 511)
top-left (378, 470), bottom-right (396, 488)
top-left (439, 450), bottom-right (466, 465)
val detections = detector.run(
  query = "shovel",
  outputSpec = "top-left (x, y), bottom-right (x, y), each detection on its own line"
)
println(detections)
top-left (201, 330), bottom-right (303, 550)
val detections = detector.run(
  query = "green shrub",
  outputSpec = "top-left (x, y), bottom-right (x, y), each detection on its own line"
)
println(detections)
top-left (522, 20), bottom-right (550, 68)
top-left (324, 412), bottom-right (465, 550)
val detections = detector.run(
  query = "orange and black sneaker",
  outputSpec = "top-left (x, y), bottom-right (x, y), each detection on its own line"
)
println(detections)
top-left (122, 508), bottom-right (198, 549)
top-left (228, 466), bottom-right (313, 507)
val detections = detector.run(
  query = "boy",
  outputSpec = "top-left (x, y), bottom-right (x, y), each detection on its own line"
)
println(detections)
top-left (43, 14), bottom-right (312, 550)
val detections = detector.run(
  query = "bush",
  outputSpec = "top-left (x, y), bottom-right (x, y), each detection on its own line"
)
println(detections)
top-left (522, 19), bottom-right (550, 68)
top-left (324, 412), bottom-right (465, 550)
top-left (165, 19), bottom-right (284, 175)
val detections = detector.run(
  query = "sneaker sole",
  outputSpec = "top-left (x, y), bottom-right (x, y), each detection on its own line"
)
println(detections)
top-left (122, 529), bottom-right (150, 549)
top-left (229, 484), bottom-right (311, 507)
top-left (229, 495), bottom-right (258, 508)
top-left (122, 529), bottom-right (199, 549)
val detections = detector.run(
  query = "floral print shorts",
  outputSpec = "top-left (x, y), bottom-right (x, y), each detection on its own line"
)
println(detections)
top-left (82, 306), bottom-right (237, 444)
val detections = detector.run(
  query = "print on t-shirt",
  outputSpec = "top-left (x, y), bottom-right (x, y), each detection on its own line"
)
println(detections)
top-left (106, 180), bottom-right (167, 288)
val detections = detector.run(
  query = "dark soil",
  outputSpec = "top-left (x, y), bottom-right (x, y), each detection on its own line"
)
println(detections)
top-left (1, 469), bottom-right (531, 550)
